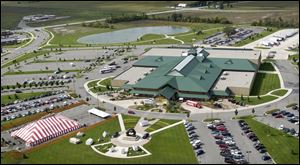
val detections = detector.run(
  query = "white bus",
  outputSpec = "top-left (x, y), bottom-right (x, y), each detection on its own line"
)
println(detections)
top-left (100, 67), bottom-right (113, 74)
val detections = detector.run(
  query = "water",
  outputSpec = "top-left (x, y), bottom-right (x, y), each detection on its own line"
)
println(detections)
top-left (77, 26), bottom-right (189, 44)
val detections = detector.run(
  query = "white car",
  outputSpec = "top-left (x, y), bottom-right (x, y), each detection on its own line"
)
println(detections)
top-left (278, 125), bottom-right (284, 130)
top-left (295, 121), bottom-right (299, 125)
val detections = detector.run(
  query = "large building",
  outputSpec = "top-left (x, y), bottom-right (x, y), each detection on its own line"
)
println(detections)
top-left (112, 48), bottom-right (261, 100)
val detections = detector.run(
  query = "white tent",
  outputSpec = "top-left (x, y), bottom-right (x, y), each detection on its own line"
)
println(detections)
top-left (88, 108), bottom-right (111, 118)
top-left (102, 131), bottom-right (108, 138)
top-left (69, 137), bottom-right (80, 144)
top-left (85, 138), bottom-right (93, 145)
top-left (76, 132), bottom-right (84, 137)
top-left (139, 120), bottom-right (149, 127)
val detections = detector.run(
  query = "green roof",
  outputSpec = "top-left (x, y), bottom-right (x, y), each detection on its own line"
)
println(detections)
top-left (123, 49), bottom-right (258, 99)
top-left (130, 90), bottom-right (158, 96)
top-left (159, 86), bottom-right (176, 99)
top-left (178, 92), bottom-right (210, 99)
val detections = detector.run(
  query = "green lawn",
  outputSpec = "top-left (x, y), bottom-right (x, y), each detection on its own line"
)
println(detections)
top-left (87, 79), bottom-right (101, 88)
top-left (122, 114), bottom-right (140, 130)
top-left (139, 34), bottom-right (165, 41)
top-left (1, 118), bottom-right (197, 164)
top-left (1, 91), bottom-right (51, 105)
top-left (250, 73), bottom-right (280, 96)
top-left (243, 117), bottom-right (299, 164)
top-left (174, 27), bottom-right (224, 43)
top-left (3, 69), bottom-right (81, 75)
top-left (259, 62), bottom-right (275, 71)
top-left (288, 54), bottom-right (299, 66)
top-left (271, 89), bottom-right (288, 96)
top-left (145, 119), bottom-right (179, 132)
top-left (235, 95), bottom-right (278, 105)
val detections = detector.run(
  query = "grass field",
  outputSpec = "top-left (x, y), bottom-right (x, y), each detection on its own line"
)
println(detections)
top-left (1, 118), bottom-right (197, 164)
top-left (243, 116), bottom-right (299, 164)
top-left (1, 91), bottom-right (51, 105)
top-left (1, 1), bottom-right (193, 29)
top-left (231, 1), bottom-right (299, 10)
top-left (46, 20), bottom-right (226, 47)
top-left (122, 114), bottom-right (140, 130)
top-left (271, 89), bottom-right (288, 96)
top-left (234, 95), bottom-right (278, 105)
top-left (288, 54), bottom-right (299, 66)
top-left (259, 62), bottom-right (275, 71)
top-left (145, 119), bottom-right (179, 132)
top-left (250, 73), bottom-right (280, 96)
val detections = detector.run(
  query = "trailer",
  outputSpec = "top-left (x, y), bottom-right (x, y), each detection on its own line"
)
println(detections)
top-left (186, 100), bottom-right (202, 108)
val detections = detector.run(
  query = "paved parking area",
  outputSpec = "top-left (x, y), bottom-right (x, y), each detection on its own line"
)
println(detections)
top-left (255, 107), bottom-right (299, 131)
top-left (192, 121), bottom-right (225, 164)
top-left (224, 120), bottom-right (273, 164)
top-left (19, 61), bottom-right (92, 71)
top-left (59, 104), bottom-right (104, 126)
top-left (1, 93), bottom-right (76, 120)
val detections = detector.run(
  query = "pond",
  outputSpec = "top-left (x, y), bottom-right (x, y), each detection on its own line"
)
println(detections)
top-left (77, 26), bottom-right (189, 44)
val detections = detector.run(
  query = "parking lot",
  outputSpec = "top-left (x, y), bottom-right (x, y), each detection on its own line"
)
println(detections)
top-left (1, 91), bottom-right (78, 121)
top-left (191, 121), bottom-right (225, 164)
top-left (59, 104), bottom-right (104, 126)
top-left (202, 27), bottom-right (264, 46)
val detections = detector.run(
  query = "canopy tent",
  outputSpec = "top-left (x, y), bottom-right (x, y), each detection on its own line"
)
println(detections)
top-left (11, 114), bottom-right (81, 147)
top-left (88, 108), bottom-right (111, 118)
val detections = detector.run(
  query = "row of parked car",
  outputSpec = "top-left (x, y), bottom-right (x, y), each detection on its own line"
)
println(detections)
top-left (207, 120), bottom-right (248, 164)
top-left (271, 110), bottom-right (299, 125)
top-left (1, 93), bottom-right (72, 119)
top-left (278, 125), bottom-right (299, 137)
top-left (184, 121), bottom-right (205, 157)
top-left (1, 90), bottom-right (64, 107)
top-left (238, 120), bottom-right (272, 161)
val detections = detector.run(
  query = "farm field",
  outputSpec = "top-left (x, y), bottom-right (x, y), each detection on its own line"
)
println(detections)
top-left (1, 1), bottom-right (194, 29)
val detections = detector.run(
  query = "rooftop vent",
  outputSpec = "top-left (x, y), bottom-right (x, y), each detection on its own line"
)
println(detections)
top-left (155, 56), bottom-right (163, 62)
top-left (224, 59), bottom-right (233, 65)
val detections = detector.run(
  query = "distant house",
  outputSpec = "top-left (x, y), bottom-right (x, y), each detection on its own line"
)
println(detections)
top-left (177, 3), bottom-right (187, 7)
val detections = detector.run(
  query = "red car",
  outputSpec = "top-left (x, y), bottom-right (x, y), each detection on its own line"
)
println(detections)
top-left (275, 114), bottom-right (283, 118)
top-left (214, 135), bottom-right (223, 140)
top-left (219, 144), bottom-right (228, 148)
top-left (216, 126), bottom-right (227, 131)
top-left (128, 110), bottom-right (135, 114)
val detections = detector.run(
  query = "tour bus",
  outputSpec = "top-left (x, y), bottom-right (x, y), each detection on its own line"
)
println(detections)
top-left (100, 67), bottom-right (113, 74)
top-left (186, 100), bottom-right (202, 108)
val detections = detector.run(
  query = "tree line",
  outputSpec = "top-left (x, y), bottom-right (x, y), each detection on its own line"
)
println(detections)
top-left (251, 17), bottom-right (298, 28)
top-left (105, 13), bottom-right (148, 24)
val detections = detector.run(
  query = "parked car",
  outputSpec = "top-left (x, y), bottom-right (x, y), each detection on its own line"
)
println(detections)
top-left (262, 155), bottom-right (271, 161)
top-left (128, 110), bottom-right (135, 114)
top-left (275, 114), bottom-right (284, 118)
top-left (196, 149), bottom-right (205, 155)
top-left (142, 133), bottom-right (150, 139)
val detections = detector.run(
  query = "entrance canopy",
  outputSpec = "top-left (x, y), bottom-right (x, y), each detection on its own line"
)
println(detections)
top-left (88, 108), bottom-right (111, 118)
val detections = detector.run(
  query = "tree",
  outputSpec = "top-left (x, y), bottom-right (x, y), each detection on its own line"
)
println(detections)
top-left (241, 94), bottom-right (244, 100)
top-left (223, 26), bottom-right (236, 37)
top-left (106, 84), bottom-right (110, 90)
top-left (252, 108), bottom-right (255, 115)
top-left (234, 109), bottom-right (238, 116)
top-left (86, 97), bottom-right (90, 102)
top-left (14, 94), bottom-right (19, 99)
top-left (6, 86), bottom-right (10, 90)
top-left (8, 95), bottom-right (12, 100)
top-left (78, 94), bottom-right (81, 98)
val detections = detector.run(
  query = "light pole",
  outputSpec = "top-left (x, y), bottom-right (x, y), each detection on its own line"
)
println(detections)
top-left (246, 150), bottom-right (251, 163)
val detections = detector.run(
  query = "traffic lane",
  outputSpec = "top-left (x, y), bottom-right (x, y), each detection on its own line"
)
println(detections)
top-left (18, 61), bottom-right (92, 71)
top-left (1, 86), bottom-right (69, 95)
top-left (254, 116), bottom-right (299, 131)
top-left (1, 73), bottom-right (69, 85)
top-left (274, 60), bottom-right (299, 89)
top-left (192, 121), bottom-right (225, 164)
top-left (224, 120), bottom-right (273, 164)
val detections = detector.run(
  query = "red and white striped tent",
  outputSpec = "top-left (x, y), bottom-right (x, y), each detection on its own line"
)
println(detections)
top-left (11, 114), bottom-right (81, 147)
